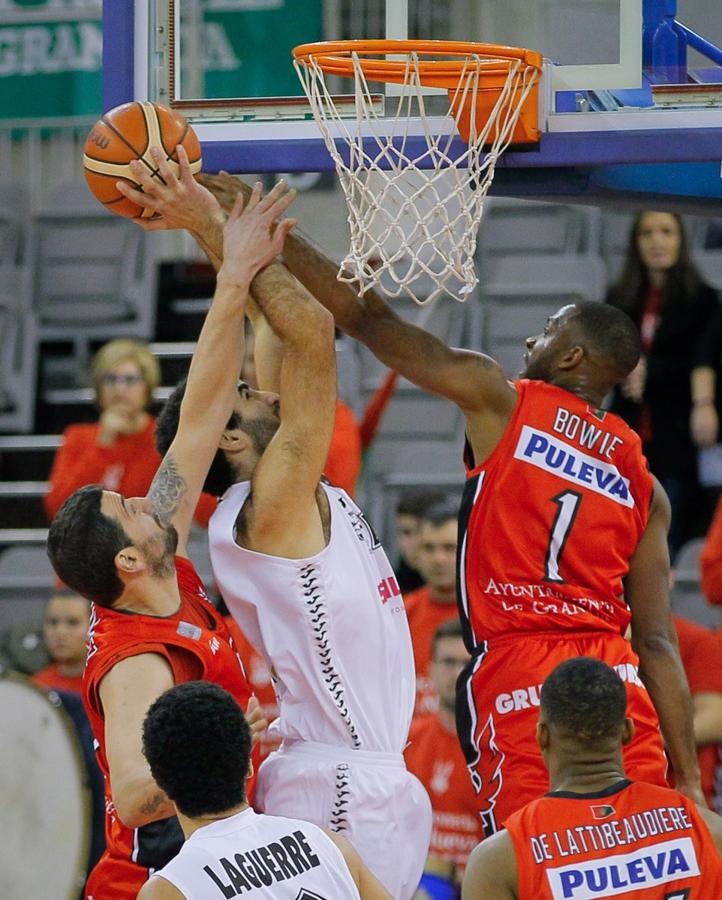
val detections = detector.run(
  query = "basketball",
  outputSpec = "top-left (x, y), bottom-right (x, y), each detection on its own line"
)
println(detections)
top-left (83, 101), bottom-right (202, 219)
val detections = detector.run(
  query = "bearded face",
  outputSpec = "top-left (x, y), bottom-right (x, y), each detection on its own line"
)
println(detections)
top-left (144, 522), bottom-right (179, 580)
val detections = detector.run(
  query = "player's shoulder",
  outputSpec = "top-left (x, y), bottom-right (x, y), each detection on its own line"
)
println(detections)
top-left (137, 874), bottom-right (185, 900)
top-left (464, 827), bottom-right (516, 892)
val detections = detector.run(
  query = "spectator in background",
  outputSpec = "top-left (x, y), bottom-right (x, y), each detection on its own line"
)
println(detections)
top-left (395, 489), bottom-right (447, 594)
top-left (607, 211), bottom-right (722, 558)
top-left (673, 615), bottom-right (722, 810)
top-left (406, 620), bottom-right (480, 898)
top-left (32, 588), bottom-right (90, 694)
top-left (701, 498), bottom-right (722, 606)
top-left (44, 339), bottom-right (216, 526)
top-left (241, 322), bottom-right (362, 497)
top-left (405, 500), bottom-right (460, 715)
top-left (31, 589), bottom-right (105, 881)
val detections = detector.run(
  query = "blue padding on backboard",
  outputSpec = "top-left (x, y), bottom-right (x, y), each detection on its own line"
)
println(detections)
top-left (502, 127), bottom-right (722, 168)
top-left (490, 162), bottom-right (722, 213)
top-left (591, 161), bottom-right (722, 199)
top-left (199, 126), bottom-right (722, 175)
top-left (201, 136), bottom-right (472, 174)
top-left (103, 0), bottom-right (135, 112)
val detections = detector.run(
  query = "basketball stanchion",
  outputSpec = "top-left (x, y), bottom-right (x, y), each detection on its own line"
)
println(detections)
top-left (293, 40), bottom-right (543, 305)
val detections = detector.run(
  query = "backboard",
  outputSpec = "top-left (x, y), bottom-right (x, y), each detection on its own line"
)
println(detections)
top-left (105, 0), bottom-right (722, 209)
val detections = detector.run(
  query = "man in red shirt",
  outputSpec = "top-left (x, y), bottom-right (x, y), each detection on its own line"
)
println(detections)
top-left (406, 619), bottom-right (483, 893)
top-left (404, 501), bottom-right (460, 714)
top-left (463, 657), bottom-right (722, 899)
top-left (673, 615), bottom-right (722, 809)
top-left (32, 589), bottom-right (90, 694)
top-left (46, 174), bottom-right (294, 899)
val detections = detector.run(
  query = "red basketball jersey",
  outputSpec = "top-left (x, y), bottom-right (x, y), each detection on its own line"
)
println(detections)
top-left (505, 779), bottom-right (722, 898)
top-left (83, 557), bottom-right (252, 900)
top-left (459, 380), bottom-right (652, 645)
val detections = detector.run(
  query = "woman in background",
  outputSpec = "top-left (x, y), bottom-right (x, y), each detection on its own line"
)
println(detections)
top-left (45, 338), bottom-right (216, 524)
top-left (607, 212), bottom-right (722, 559)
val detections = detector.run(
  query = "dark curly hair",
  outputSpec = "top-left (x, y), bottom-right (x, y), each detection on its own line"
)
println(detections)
top-left (46, 485), bottom-right (128, 606)
top-left (142, 681), bottom-right (251, 817)
top-left (541, 657), bottom-right (627, 744)
top-left (569, 302), bottom-right (641, 382)
top-left (155, 378), bottom-right (240, 497)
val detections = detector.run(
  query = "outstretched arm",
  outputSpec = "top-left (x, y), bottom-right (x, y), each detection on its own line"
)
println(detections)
top-left (627, 477), bottom-right (703, 805)
top-left (121, 156), bottom-right (296, 553)
top-left (242, 261), bottom-right (337, 559)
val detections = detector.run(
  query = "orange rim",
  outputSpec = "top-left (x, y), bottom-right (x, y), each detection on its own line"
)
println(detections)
top-left (293, 40), bottom-right (543, 81)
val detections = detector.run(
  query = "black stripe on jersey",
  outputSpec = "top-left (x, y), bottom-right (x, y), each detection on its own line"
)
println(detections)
top-left (456, 471), bottom-right (482, 655)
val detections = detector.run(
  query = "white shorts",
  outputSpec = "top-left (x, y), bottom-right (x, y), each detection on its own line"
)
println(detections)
top-left (255, 739), bottom-right (432, 900)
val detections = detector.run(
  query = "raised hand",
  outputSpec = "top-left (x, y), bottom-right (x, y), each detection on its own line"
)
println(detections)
top-left (197, 171), bottom-right (251, 213)
top-left (116, 144), bottom-right (224, 234)
top-left (218, 180), bottom-right (297, 288)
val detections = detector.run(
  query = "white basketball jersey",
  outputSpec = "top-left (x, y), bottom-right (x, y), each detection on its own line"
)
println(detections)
top-left (154, 808), bottom-right (361, 899)
top-left (209, 481), bottom-right (415, 752)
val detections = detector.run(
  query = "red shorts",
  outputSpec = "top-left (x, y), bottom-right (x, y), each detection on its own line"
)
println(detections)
top-left (456, 631), bottom-right (668, 837)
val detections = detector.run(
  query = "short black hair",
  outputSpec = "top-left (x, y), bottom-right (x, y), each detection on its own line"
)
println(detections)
top-left (155, 378), bottom-right (239, 497)
top-left (46, 485), bottom-right (128, 607)
top-left (541, 657), bottom-right (627, 743)
top-left (432, 617), bottom-right (464, 656)
top-left (569, 302), bottom-right (640, 381)
top-left (396, 489), bottom-right (448, 518)
top-left (142, 681), bottom-right (251, 818)
top-left (419, 499), bottom-right (459, 529)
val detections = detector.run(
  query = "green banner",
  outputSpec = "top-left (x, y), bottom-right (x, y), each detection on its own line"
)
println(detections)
top-left (180, 0), bottom-right (323, 100)
top-left (0, 0), bottom-right (102, 121)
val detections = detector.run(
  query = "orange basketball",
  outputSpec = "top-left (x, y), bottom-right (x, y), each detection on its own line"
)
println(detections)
top-left (83, 101), bottom-right (202, 219)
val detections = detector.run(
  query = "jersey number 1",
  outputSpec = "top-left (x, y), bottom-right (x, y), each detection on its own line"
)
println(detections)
top-left (544, 491), bottom-right (582, 583)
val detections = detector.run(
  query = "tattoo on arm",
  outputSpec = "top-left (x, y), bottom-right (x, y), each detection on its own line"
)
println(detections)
top-left (139, 790), bottom-right (170, 817)
top-left (148, 454), bottom-right (187, 523)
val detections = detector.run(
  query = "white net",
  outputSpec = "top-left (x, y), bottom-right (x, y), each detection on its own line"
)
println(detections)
top-left (294, 49), bottom-right (540, 304)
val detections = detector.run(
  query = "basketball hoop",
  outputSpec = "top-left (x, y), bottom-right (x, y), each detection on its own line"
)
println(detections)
top-left (293, 40), bottom-right (543, 304)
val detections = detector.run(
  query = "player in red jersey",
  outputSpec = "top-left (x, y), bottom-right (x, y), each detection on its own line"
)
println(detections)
top-left (463, 657), bottom-right (722, 899)
top-left (46, 175), bottom-right (296, 900)
top-left (154, 175), bottom-right (700, 826)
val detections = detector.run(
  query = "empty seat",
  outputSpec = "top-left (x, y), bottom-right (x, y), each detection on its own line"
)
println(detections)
top-left (31, 183), bottom-right (158, 376)
top-left (0, 290), bottom-right (37, 433)
top-left (694, 250), bottom-right (722, 292)
top-left (0, 544), bottom-right (55, 589)
top-left (478, 199), bottom-right (599, 257)
top-left (0, 184), bottom-right (30, 270)
top-left (479, 254), bottom-right (607, 302)
top-left (671, 538), bottom-right (721, 630)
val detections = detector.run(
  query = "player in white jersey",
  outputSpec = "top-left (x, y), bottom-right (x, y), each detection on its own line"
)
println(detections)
top-left (139, 151), bottom-right (431, 899)
top-left (138, 681), bottom-right (392, 900)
